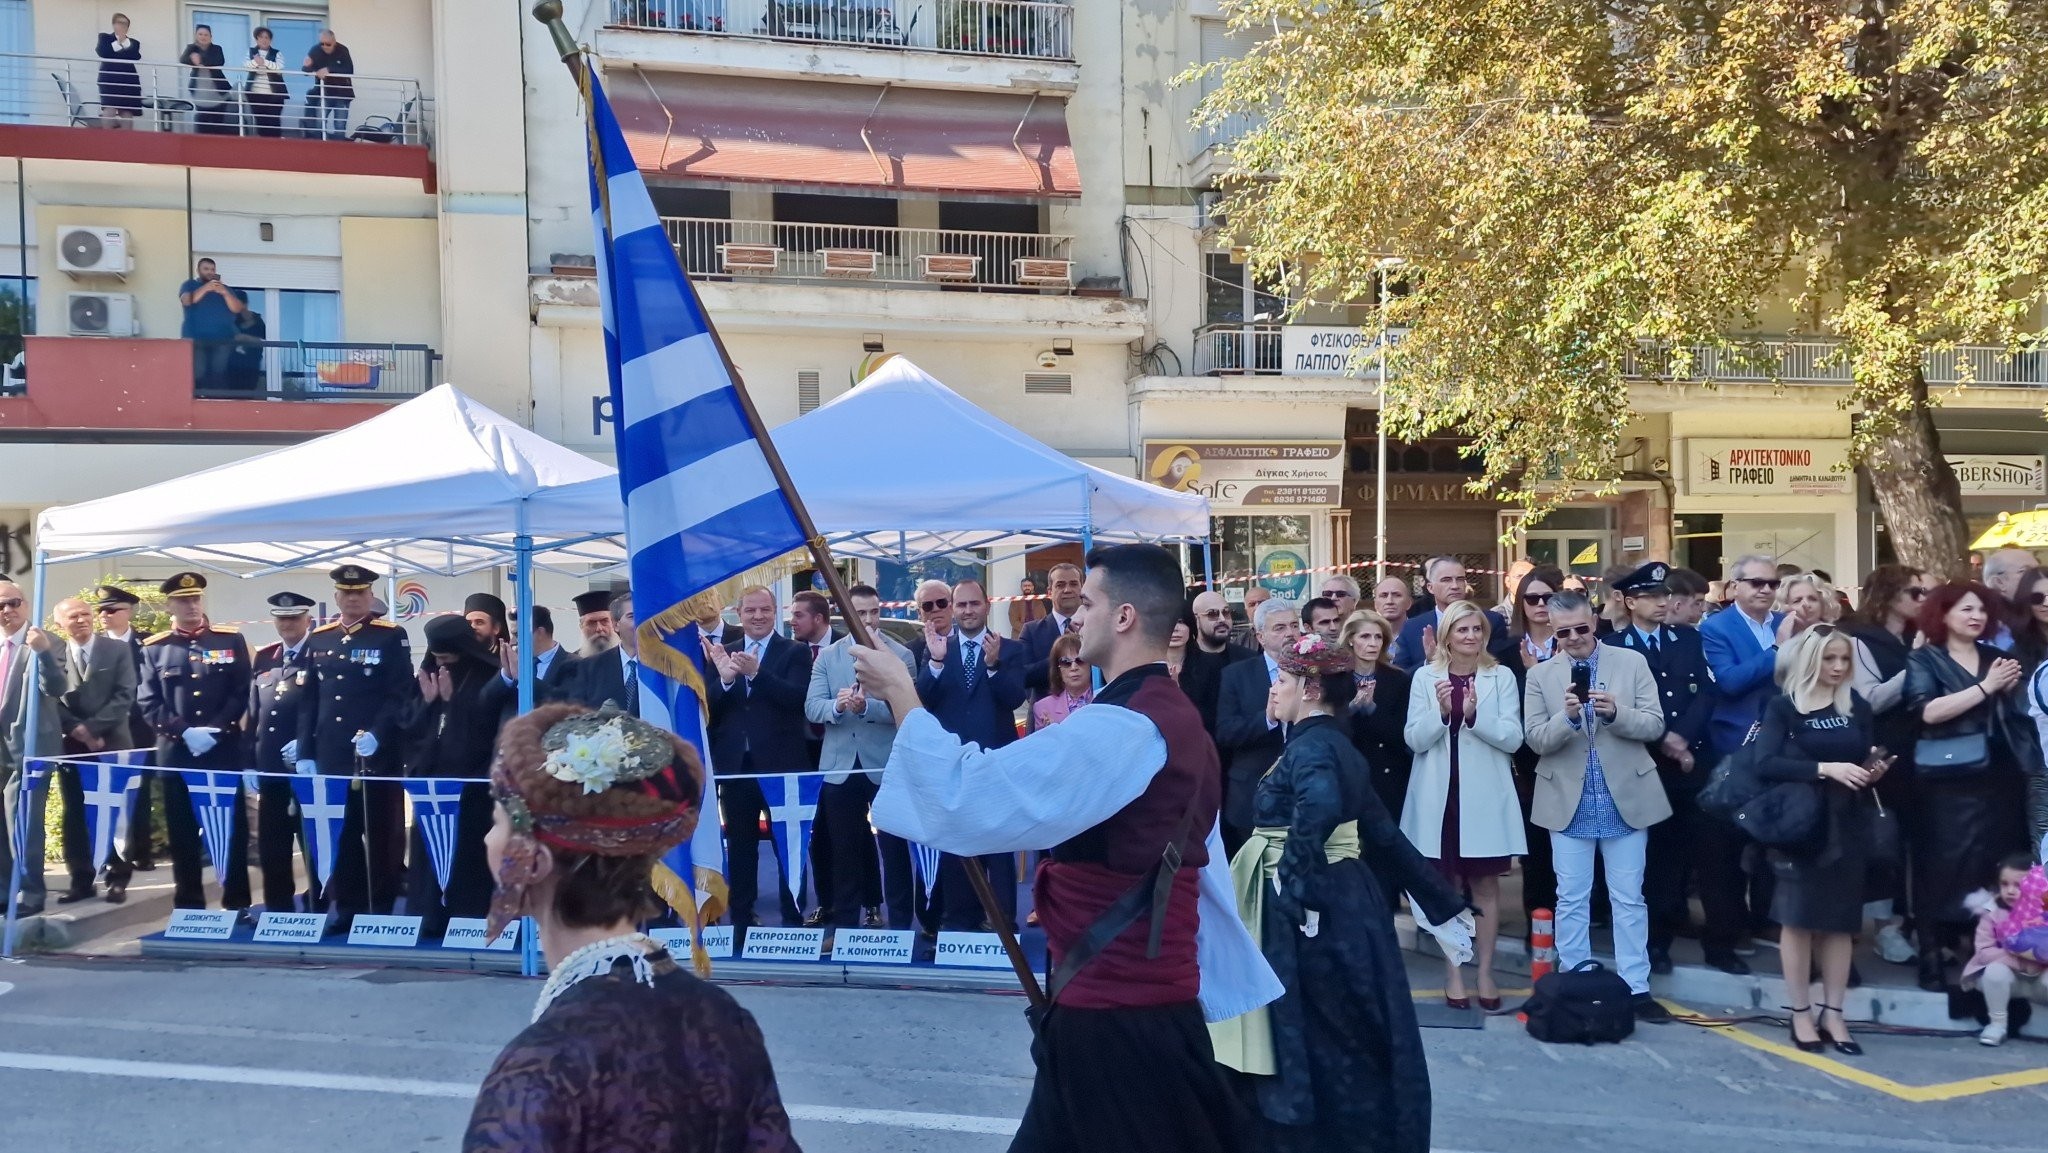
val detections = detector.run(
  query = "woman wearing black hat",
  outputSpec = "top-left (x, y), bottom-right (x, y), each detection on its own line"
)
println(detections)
top-left (404, 613), bottom-right (513, 935)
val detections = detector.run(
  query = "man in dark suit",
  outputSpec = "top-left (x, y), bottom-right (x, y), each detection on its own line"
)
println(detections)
top-left (500, 604), bottom-right (580, 721)
top-left (566, 592), bottom-right (641, 716)
top-left (250, 592), bottom-right (316, 913)
top-left (1179, 588), bottom-right (1255, 738)
top-left (1603, 562), bottom-right (1725, 975)
top-left (913, 578), bottom-right (1027, 930)
top-left (94, 585), bottom-right (158, 869)
top-left (705, 586), bottom-right (813, 931)
top-left (1016, 561), bottom-right (1083, 699)
top-left (1695, 552), bottom-right (1789, 973)
top-left (1214, 596), bottom-right (1300, 854)
top-left (0, 579), bottom-right (63, 917)
top-left (51, 596), bottom-right (138, 904)
top-left (1393, 556), bottom-right (1517, 669)
top-left (136, 573), bottom-right (253, 911)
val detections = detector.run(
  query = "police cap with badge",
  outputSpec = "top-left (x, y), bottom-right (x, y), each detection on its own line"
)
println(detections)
top-left (268, 591), bottom-right (316, 617)
top-left (1612, 562), bottom-right (1670, 598)
top-left (96, 584), bottom-right (142, 611)
top-left (331, 563), bottom-right (379, 591)
top-left (160, 571), bottom-right (208, 598)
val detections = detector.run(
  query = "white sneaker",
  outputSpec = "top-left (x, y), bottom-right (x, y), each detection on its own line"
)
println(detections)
top-left (1980, 1017), bottom-right (2007, 1047)
top-left (1876, 924), bottom-right (1915, 965)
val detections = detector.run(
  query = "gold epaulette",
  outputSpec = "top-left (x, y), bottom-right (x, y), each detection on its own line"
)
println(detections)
top-left (211, 624), bottom-right (240, 634)
top-left (312, 620), bottom-right (347, 634)
top-left (143, 632), bottom-right (174, 646)
top-left (370, 618), bottom-right (396, 628)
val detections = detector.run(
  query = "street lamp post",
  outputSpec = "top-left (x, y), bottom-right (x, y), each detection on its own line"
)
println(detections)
top-left (1374, 257), bottom-right (1405, 584)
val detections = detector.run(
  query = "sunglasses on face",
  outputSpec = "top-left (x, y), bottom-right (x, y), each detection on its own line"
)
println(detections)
top-left (1554, 623), bottom-right (1596, 638)
top-left (1739, 578), bottom-right (1782, 590)
top-left (1520, 591), bottom-right (1553, 605)
top-left (919, 599), bottom-right (950, 612)
top-left (1197, 609), bottom-right (1229, 620)
top-left (1905, 587), bottom-right (1929, 599)
top-left (0, 598), bottom-right (22, 610)
top-left (2029, 592), bottom-right (2048, 606)
top-left (96, 605), bottom-right (127, 614)
top-left (1056, 657), bottom-right (1087, 668)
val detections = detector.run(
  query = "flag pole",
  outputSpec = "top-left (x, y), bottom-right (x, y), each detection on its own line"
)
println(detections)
top-left (530, 3), bottom-right (1046, 1011)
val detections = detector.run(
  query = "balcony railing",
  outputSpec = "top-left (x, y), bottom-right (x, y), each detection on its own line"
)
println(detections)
top-left (1194, 324), bottom-right (2048, 387)
top-left (0, 51), bottom-right (431, 147)
top-left (191, 340), bottom-right (440, 400)
top-left (664, 216), bottom-right (1076, 291)
top-left (608, 0), bottom-right (1075, 61)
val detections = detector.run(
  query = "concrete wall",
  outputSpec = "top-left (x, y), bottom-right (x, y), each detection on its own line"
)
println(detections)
top-left (34, 204), bottom-right (187, 339)
top-left (340, 216), bottom-right (440, 346)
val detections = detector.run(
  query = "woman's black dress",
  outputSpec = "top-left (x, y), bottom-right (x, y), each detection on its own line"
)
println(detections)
top-left (96, 34), bottom-right (143, 114)
top-left (1348, 664), bottom-right (1414, 818)
top-left (1750, 693), bottom-right (1876, 934)
top-left (1245, 713), bottom-right (1465, 1153)
top-left (403, 656), bottom-right (513, 931)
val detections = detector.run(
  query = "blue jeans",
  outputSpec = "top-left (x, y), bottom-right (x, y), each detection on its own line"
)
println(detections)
top-left (305, 95), bottom-right (351, 141)
top-left (1552, 827), bottom-right (1651, 994)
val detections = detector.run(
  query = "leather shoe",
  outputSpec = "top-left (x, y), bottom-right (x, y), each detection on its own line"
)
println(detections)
top-left (1703, 950), bottom-right (1751, 976)
top-left (104, 879), bottom-right (128, 904)
top-left (1633, 994), bottom-right (1673, 1024)
top-left (127, 857), bottom-right (156, 872)
top-left (56, 886), bottom-right (95, 905)
top-left (861, 907), bottom-right (884, 929)
top-left (802, 908), bottom-right (831, 928)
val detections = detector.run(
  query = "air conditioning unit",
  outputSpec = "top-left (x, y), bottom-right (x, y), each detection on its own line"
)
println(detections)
top-left (56, 226), bottom-right (133, 277)
top-left (67, 292), bottom-right (138, 337)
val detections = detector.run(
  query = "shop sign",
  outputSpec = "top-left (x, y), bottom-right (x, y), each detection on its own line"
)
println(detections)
top-left (1143, 441), bottom-right (1343, 508)
top-left (1350, 480), bottom-right (1497, 507)
top-left (1277, 327), bottom-right (1387, 377)
top-left (1255, 546), bottom-right (1311, 597)
top-left (1684, 440), bottom-right (1851, 497)
top-left (1946, 454), bottom-right (2046, 496)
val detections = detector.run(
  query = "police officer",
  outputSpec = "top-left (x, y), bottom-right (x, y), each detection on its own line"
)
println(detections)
top-left (94, 584), bottom-right (158, 869)
top-left (294, 564), bottom-right (415, 928)
top-left (250, 591), bottom-right (316, 912)
top-left (135, 573), bottom-right (252, 911)
top-left (1602, 561), bottom-right (1722, 974)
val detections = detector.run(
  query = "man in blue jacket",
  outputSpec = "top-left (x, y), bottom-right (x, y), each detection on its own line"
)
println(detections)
top-left (1696, 553), bottom-right (1791, 973)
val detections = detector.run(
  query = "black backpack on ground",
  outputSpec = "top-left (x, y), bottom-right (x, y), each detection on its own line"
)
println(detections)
top-left (1523, 960), bottom-right (1636, 1044)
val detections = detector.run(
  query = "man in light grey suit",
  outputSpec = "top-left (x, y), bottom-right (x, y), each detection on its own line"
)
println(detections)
top-left (51, 597), bottom-right (139, 903)
top-left (804, 583), bottom-right (918, 932)
top-left (1524, 590), bottom-right (1672, 1022)
top-left (1, 580), bottom-right (65, 917)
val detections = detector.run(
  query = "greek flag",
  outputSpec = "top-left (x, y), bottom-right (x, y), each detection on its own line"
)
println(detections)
top-left (177, 770), bottom-right (243, 868)
top-left (41, 752), bottom-right (146, 875)
top-left (400, 778), bottom-right (468, 892)
top-left (290, 775), bottom-right (354, 888)
top-left (912, 842), bottom-right (942, 900)
top-left (757, 773), bottom-right (821, 906)
top-left (583, 70), bottom-right (809, 953)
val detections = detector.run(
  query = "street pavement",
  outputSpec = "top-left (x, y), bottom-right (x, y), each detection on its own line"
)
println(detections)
top-left (0, 952), bottom-right (2040, 1152)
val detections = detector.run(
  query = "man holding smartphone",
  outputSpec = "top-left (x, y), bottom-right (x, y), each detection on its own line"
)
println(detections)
top-left (177, 257), bottom-right (248, 393)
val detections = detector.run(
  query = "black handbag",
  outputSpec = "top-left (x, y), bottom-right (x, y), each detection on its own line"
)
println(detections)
top-left (1524, 960), bottom-right (1636, 1044)
top-left (1865, 792), bottom-right (1903, 868)
top-left (1913, 731), bottom-right (1989, 777)
top-left (1697, 722), bottom-right (1763, 821)
top-left (1698, 718), bottom-right (1823, 847)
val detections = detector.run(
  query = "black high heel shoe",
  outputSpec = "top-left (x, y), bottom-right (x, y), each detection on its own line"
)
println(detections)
top-left (1819, 1005), bottom-right (1863, 1056)
top-left (1782, 1004), bottom-right (1823, 1053)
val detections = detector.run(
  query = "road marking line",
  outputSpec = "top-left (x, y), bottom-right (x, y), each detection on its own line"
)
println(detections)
top-left (784, 1105), bottom-right (1016, 1135)
top-left (1678, 1003), bottom-right (2048, 1102)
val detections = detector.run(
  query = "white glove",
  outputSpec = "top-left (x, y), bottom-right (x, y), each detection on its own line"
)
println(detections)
top-left (280, 739), bottom-right (298, 764)
top-left (182, 727), bottom-right (219, 756)
top-left (1300, 910), bottom-right (1321, 939)
top-left (1412, 901), bottom-right (1477, 967)
top-left (242, 771), bottom-right (261, 793)
top-left (352, 731), bottom-right (378, 757)
top-left (295, 759), bottom-right (318, 776)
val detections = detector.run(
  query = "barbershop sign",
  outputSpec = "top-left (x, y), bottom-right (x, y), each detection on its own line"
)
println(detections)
top-left (1684, 440), bottom-right (1852, 497)
top-left (1946, 454), bottom-right (2046, 497)
top-left (1143, 441), bottom-right (1344, 508)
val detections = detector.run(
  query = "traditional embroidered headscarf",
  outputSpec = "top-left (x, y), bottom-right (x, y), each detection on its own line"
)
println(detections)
top-left (487, 703), bottom-right (703, 937)
top-left (1276, 633), bottom-right (1355, 679)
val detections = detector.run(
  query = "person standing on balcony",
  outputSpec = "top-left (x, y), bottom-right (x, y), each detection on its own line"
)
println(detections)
top-left (302, 29), bottom-right (356, 142)
top-left (179, 258), bottom-right (248, 393)
top-left (244, 27), bottom-right (288, 138)
top-left (182, 25), bottom-right (234, 136)
top-left (94, 15), bottom-right (143, 128)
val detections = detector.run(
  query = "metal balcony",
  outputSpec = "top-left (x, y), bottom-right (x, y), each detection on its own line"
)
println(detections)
top-left (664, 217), bottom-right (1076, 292)
top-left (608, 0), bottom-right (1075, 61)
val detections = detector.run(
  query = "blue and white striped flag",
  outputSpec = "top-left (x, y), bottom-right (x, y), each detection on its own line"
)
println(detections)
top-left (400, 778), bottom-right (469, 892)
top-left (34, 752), bottom-right (147, 875)
top-left (289, 775), bottom-right (355, 889)
top-left (583, 70), bottom-right (811, 957)
top-left (178, 770), bottom-right (243, 868)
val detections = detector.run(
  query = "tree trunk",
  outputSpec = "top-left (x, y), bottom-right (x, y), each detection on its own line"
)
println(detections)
top-left (1859, 374), bottom-right (1971, 578)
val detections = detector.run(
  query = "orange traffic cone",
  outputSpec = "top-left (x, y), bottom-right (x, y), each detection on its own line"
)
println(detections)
top-left (1528, 908), bottom-right (1556, 983)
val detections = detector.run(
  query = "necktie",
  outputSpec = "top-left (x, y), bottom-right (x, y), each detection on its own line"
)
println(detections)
top-left (1645, 630), bottom-right (1659, 654)
top-left (964, 639), bottom-right (982, 691)
top-left (624, 656), bottom-right (640, 716)
top-left (1, 638), bottom-right (15, 704)
top-left (807, 643), bottom-right (823, 737)
top-left (1062, 617), bottom-right (1076, 635)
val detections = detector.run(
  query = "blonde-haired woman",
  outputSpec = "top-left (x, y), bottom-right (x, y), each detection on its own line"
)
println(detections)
top-left (1342, 609), bottom-right (1413, 817)
top-left (1774, 572), bottom-right (1836, 644)
top-left (1753, 627), bottom-right (1889, 1056)
top-left (1403, 600), bottom-right (1527, 1010)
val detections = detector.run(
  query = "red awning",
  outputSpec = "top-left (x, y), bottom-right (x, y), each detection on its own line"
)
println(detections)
top-left (610, 70), bottom-right (1081, 198)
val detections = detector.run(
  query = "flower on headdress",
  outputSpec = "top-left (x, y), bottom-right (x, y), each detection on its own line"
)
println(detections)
top-left (544, 719), bottom-right (632, 794)
top-left (1295, 635), bottom-right (1326, 656)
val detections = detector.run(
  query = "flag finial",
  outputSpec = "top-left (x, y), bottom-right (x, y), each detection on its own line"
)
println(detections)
top-left (531, 2), bottom-right (579, 62)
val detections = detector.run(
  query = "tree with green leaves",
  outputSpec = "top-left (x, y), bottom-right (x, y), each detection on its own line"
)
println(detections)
top-left (1199, 0), bottom-right (2048, 573)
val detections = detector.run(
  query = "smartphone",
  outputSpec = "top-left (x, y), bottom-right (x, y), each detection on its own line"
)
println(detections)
top-left (1570, 662), bottom-right (1593, 701)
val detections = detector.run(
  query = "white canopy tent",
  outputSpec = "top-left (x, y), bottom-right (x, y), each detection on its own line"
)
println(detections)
top-left (772, 356), bottom-right (1210, 563)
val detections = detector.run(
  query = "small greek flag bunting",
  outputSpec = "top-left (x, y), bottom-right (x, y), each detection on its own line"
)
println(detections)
top-left (400, 778), bottom-right (469, 892)
top-left (912, 842), bottom-right (942, 900)
top-left (290, 774), bottom-right (355, 888)
top-left (55, 753), bottom-right (146, 874)
top-left (758, 773), bottom-right (821, 906)
top-left (178, 770), bottom-right (243, 866)
top-left (583, 67), bottom-right (812, 966)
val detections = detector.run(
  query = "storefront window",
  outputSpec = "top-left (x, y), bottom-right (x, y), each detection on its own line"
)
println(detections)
top-left (1214, 513), bottom-right (1312, 615)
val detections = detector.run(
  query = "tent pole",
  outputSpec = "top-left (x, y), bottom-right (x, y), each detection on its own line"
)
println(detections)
top-left (1203, 539), bottom-right (1215, 590)
top-left (4, 547), bottom-right (50, 957)
top-left (514, 505), bottom-right (539, 978)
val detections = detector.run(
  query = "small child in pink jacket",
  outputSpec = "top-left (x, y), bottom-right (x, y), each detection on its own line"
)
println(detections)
top-left (1961, 853), bottom-right (2047, 1047)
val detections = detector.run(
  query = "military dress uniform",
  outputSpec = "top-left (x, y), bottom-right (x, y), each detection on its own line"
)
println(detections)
top-left (134, 573), bottom-right (253, 910)
top-left (1601, 561), bottom-right (1731, 971)
top-left (249, 592), bottom-right (316, 912)
top-left (296, 565), bottom-right (416, 921)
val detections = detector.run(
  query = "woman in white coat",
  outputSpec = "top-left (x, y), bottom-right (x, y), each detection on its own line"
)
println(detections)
top-left (1403, 600), bottom-right (1528, 1009)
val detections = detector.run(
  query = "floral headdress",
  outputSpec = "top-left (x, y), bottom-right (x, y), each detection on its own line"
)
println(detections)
top-left (487, 703), bottom-right (703, 938)
top-left (1276, 633), bottom-right (1355, 678)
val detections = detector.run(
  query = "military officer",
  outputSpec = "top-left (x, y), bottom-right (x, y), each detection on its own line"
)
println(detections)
top-left (134, 573), bottom-right (252, 911)
top-left (294, 564), bottom-right (415, 927)
top-left (95, 584), bottom-right (158, 869)
top-left (249, 591), bottom-right (316, 912)
top-left (1602, 561), bottom-right (1723, 974)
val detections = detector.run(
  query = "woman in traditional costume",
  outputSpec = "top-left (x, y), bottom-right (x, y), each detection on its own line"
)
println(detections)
top-left (1211, 635), bottom-right (1473, 1153)
top-left (463, 703), bottom-right (800, 1152)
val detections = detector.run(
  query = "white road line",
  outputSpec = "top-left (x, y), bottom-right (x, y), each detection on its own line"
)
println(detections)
top-left (784, 1105), bottom-right (1017, 1135)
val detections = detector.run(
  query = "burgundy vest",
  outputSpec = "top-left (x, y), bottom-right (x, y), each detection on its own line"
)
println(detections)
top-left (1035, 667), bottom-right (1219, 1009)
